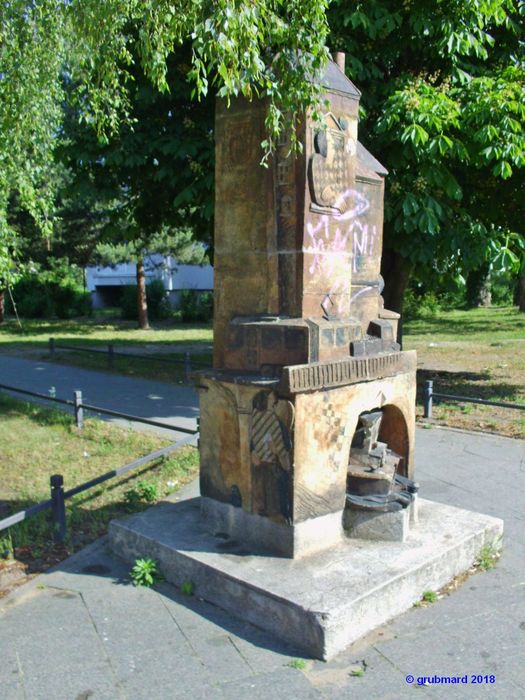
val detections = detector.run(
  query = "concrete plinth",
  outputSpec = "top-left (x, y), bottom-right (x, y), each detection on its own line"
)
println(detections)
top-left (109, 482), bottom-right (503, 661)
top-left (201, 497), bottom-right (345, 558)
top-left (343, 503), bottom-right (411, 542)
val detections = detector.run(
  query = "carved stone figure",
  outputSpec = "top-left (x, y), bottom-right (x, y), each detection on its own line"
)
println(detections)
top-left (250, 392), bottom-right (294, 523)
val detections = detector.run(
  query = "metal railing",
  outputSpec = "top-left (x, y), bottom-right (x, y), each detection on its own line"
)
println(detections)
top-left (0, 434), bottom-right (197, 544)
top-left (423, 379), bottom-right (525, 419)
top-left (0, 383), bottom-right (198, 435)
top-left (48, 337), bottom-right (211, 382)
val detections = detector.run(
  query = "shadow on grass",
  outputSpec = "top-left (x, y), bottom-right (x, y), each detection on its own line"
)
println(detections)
top-left (0, 455), bottom-right (189, 571)
top-left (0, 317), bottom-right (213, 348)
top-left (404, 306), bottom-right (525, 338)
top-left (0, 395), bottom-right (74, 427)
top-left (416, 368), bottom-right (524, 403)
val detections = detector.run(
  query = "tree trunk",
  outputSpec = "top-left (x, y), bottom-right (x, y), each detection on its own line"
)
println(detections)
top-left (380, 248), bottom-right (413, 316)
top-left (518, 271), bottom-right (525, 312)
top-left (136, 259), bottom-right (150, 330)
top-left (0, 291), bottom-right (4, 324)
top-left (466, 262), bottom-right (491, 308)
top-left (380, 248), bottom-right (413, 346)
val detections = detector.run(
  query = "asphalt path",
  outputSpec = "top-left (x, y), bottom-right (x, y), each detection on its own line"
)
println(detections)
top-left (0, 354), bottom-right (199, 441)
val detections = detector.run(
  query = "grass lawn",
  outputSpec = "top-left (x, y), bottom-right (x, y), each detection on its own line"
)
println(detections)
top-left (0, 395), bottom-right (199, 589)
top-left (0, 314), bottom-right (213, 349)
top-left (404, 306), bottom-right (525, 438)
top-left (0, 315), bottom-right (213, 384)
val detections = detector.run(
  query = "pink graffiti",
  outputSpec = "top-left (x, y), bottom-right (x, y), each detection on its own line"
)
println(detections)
top-left (304, 189), bottom-right (373, 311)
top-left (332, 189), bottom-right (370, 220)
top-left (306, 218), bottom-right (349, 276)
top-left (351, 221), bottom-right (377, 273)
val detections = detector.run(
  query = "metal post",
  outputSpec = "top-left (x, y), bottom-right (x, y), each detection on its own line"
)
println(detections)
top-left (424, 380), bottom-right (433, 419)
top-left (74, 390), bottom-right (83, 429)
top-left (49, 337), bottom-right (55, 358)
top-left (108, 344), bottom-right (114, 369)
top-left (196, 416), bottom-right (200, 448)
top-left (50, 474), bottom-right (66, 544)
top-left (184, 351), bottom-right (191, 383)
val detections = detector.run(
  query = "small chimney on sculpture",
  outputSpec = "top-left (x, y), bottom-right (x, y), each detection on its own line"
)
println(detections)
top-left (332, 51), bottom-right (346, 73)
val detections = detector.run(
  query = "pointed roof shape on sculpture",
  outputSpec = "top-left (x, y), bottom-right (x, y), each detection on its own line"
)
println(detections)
top-left (357, 141), bottom-right (389, 176)
top-left (318, 54), bottom-right (361, 99)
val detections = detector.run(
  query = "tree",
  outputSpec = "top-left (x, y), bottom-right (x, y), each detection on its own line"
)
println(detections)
top-left (328, 0), bottom-right (525, 313)
top-left (1, 0), bottom-right (331, 288)
top-left (59, 46), bottom-right (215, 328)
top-left (4, 1), bottom-right (523, 324)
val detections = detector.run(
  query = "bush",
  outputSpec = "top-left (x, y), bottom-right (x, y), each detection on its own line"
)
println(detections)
top-left (490, 271), bottom-right (517, 306)
top-left (178, 289), bottom-right (213, 322)
top-left (403, 289), bottom-right (441, 319)
top-left (119, 279), bottom-right (171, 321)
top-left (7, 272), bottom-right (92, 319)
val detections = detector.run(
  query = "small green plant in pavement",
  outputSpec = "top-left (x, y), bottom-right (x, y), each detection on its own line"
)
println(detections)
top-left (350, 668), bottom-right (365, 677)
top-left (415, 590), bottom-right (439, 607)
top-left (476, 541), bottom-right (501, 571)
top-left (130, 558), bottom-right (161, 587)
top-left (0, 531), bottom-right (13, 559)
top-left (180, 580), bottom-right (195, 596)
top-left (287, 658), bottom-right (306, 670)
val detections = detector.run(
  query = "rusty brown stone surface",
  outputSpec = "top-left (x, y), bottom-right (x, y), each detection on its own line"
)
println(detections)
top-left (198, 365), bottom-right (415, 529)
top-left (213, 85), bottom-right (383, 372)
top-left (200, 57), bottom-right (417, 557)
top-left (280, 350), bottom-right (415, 394)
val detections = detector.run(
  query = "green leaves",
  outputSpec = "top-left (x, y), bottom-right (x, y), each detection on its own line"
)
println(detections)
top-left (185, 1), bottom-right (330, 155)
top-left (490, 233), bottom-right (525, 273)
top-left (1, 0), bottom-right (332, 273)
top-left (492, 160), bottom-right (513, 179)
top-left (401, 124), bottom-right (429, 147)
top-left (130, 557), bottom-right (162, 587)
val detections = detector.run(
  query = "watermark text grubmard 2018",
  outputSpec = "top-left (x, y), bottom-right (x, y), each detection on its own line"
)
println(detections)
top-left (405, 674), bottom-right (496, 686)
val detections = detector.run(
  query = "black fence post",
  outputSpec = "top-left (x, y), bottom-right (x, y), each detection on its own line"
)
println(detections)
top-left (50, 474), bottom-right (66, 544)
top-left (184, 351), bottom-right (191, 383)
top-left (196, 416), bottom-right (200, 448)
top-left (424, 380), bottom-right (433, 419)
top-left (108, 344), bottom-right (114, 369)
top-left (74, 390), bottom-right (83, 429)
top-left (49, 337), bottom-right (55, 359)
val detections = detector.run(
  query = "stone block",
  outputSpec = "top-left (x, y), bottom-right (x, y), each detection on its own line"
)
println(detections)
top-left (343, 504), bottom-right (411, 542)
top-left (368, 319), bottom-right (394, 341)
top-left (109, 491), bottom-right (504, 661)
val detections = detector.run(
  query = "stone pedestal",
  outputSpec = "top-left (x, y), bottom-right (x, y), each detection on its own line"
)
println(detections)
top-left (109, 482), bottom-right (504, 660)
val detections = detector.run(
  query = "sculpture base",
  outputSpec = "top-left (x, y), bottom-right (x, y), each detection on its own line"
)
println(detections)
top-left (109, 482), bottom-right (503, 661)
top-left (200, 497), bottom-right (345, 558)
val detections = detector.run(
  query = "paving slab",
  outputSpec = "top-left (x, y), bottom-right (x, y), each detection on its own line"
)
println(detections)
top-left (0, 424), bottom-right (523, 698)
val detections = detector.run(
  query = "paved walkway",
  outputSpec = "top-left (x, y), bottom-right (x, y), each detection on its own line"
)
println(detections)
top-left (0, 355), bottom-right (199, 440)
top-left (1, 426), bottom-right (524, 699)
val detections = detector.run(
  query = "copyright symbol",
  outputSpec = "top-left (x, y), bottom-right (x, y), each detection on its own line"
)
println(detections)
top-left (406, 675), bottom-right (414, 684)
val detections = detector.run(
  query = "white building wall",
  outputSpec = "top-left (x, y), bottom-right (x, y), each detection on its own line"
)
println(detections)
top-left (86, 255), bottom-right (214, 308)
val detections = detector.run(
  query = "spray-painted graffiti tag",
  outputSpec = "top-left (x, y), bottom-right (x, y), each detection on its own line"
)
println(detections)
top-left (304, 189), bottom-right (377, 313)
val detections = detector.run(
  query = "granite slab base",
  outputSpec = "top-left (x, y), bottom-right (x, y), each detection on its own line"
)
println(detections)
top-left (109, 484), bottom-right (503, 661)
